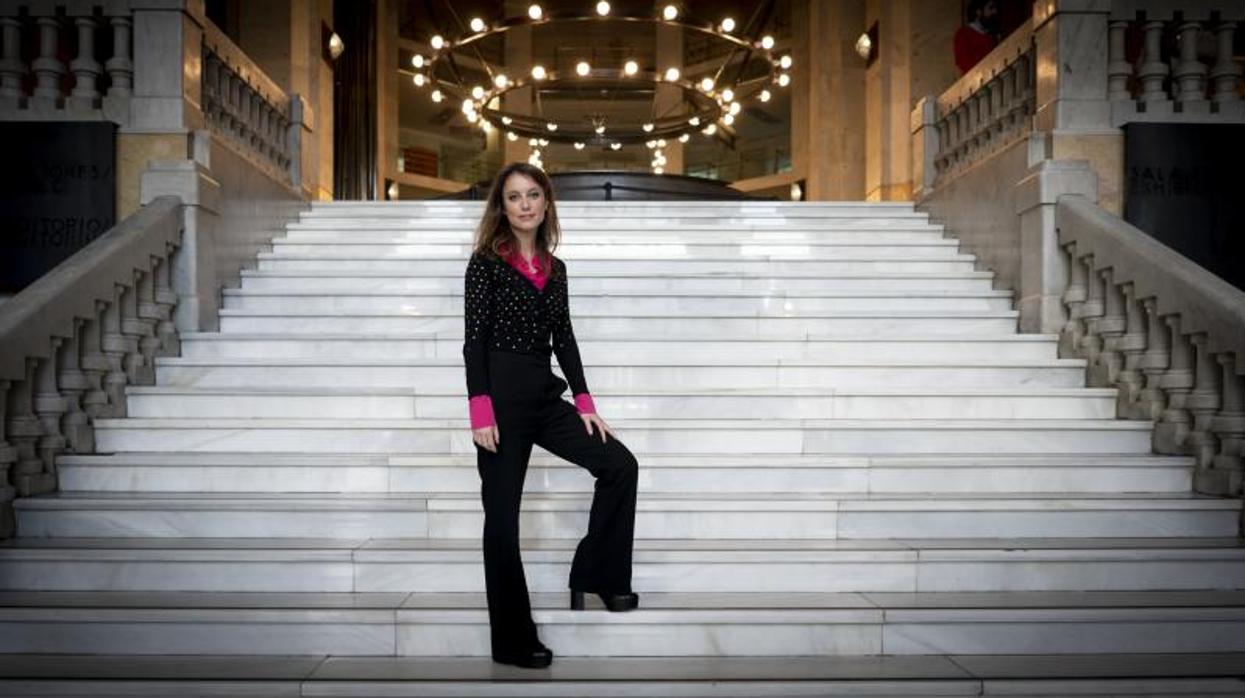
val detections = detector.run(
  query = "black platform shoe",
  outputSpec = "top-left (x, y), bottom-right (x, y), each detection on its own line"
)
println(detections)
top-left (492, 641), bottom-right (553, 669)
top-left (570, 589), bottom-right (640, 612)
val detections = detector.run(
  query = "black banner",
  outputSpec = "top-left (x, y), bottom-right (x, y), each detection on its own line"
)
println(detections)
top-left (0, 122), bottom-right (117, 294)
top-left (1123, 122), bottom-right (1245, 292)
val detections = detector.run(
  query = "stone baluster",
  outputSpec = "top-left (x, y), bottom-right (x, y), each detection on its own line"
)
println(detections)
top-left (1185, 334), bottom-right (1221, 468)
top-left (32, 341), bottom-right (67, 472)
top-left (1059, 242), bottom-right (1088, 357)
top-left (1137, 297), bottom-right (1170, 420)
top-left (259, 102), bottom-right (273, 162)
top-left (135, 260), bottom-right (167, 361)
top-left (1076, 255), bottom-right (1106, 372)
top-left (1014, 52), bottom-right (1033, 113)
top-left (105, 13), bottom-right (133, 98)
top-left (0, 380), bottom-right (15, 537)
top-left (1172, 20), bottom-right (1207, 108)
top-left (118, 279), bottom-right (154, 386)
top-left (998, 64), bottom-right (1016, 139)
top-left (0, 16), bottom-right (23, 106)
top-left (1107, 19), bottom-right (1131, 100)
top-left (934, 119), bottom-right (948, 175)
top-left (78, 303), bottom-right (113, 418)
top-left (7, 362), bottom-right (48, 496)
top-left (230, 71), bottom-right (246, 142)
top-left (202, 52), bottom-right (218, 128)
top-left (152, 252), bottom-right (180, 356)
top-left (955, 103), bottom-right (970, 166)
top-left (30, 12), bottom-right (65, 107)
top-left (1114, 283), bottom-right (1150, 418)
top-left (1155, 317), bottom-right (1195, 454)
top-left (1209, 20), bottom-right (1241, 104)
top-left (100, 293), bottom-right (131, 415)
top-left (1089, 269), bottom-right (1127, 386)
top-left (1137, 20), bottom-right (1169, 103)
top-left (57, 322), bottom-right (94, 453)
top-left (68, 13), bottom-right (101, 107)
top-left (1208, 354), bottom-right (1245, 493)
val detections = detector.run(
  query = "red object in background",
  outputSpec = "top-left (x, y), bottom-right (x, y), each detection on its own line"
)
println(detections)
top-left (954, 24), bottom-right (999, 74)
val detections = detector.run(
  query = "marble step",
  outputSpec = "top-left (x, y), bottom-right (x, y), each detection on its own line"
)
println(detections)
top-left (1, 537), bottom-right (1239, 594)
top-left (290, 216), bottom-right (936, 229)
top-left (220, 291), bottom-right (1015, 314)
top-left (1, 654), bottom-right (1242, 697)
top-left (254, 254), bottom-right (980, 274)
top-left (1, 590), bottom-right (1242, 657)
top-left (90, 416), bottom-right (1154, 455)
top-left (56, 452), bottom-right (1191, 495)
top-left (151, 357), bottom-right (1087, 389)
top-left (216, 310), bottom-right (1020, 335)
top-left (268, 241), bottom-right (965, 260)
top-left (280, 228), bottom-right (951, 242)
top-left (178, 334), bottom-right (1060, 362)
top-left (15, 492), bottom-right (1237, 539)
top-left (124, 386), bottom-right (1118, 420)
top-left (238, 269), bottom-right (1000, 294)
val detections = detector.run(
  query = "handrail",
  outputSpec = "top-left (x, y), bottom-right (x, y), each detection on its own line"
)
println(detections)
top-left (0, 197), bottom-right (183, 382)
top-left (1057, 195), bottom-right (1245, 375)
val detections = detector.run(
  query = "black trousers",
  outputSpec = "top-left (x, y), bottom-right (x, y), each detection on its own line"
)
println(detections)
top-left (474, 349), bottom-right (639, 654)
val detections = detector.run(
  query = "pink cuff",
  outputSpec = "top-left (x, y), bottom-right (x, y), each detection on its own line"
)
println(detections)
top-left (468, 394), bottom-right (495, 429)
top-left (574, 392), bottom-right (596, 415)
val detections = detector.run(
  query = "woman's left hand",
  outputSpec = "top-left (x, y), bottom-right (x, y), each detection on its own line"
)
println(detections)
top-left (580, 412), bottom-right (614, 443)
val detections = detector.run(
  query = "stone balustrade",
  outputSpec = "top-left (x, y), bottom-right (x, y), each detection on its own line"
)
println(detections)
top-left (201, 20), bottom-right (296, 185)
top-left (0, 197), bottom-right (184, 537)
top-left (0, 0), bottom-right (134, 120)
top-left (1108, 1), bottom-right (1245, 125)
top-left (911, 16), bottom-right (1036, 195)
top-left (1056, 194), bottom-right (1245, 495)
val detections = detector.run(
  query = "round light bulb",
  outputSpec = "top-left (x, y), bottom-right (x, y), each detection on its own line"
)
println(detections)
top-left (546, 122), bottom-right (557, 131)
top-left (595, 125), bottom-right (605, 134)
top-left (507, 132), bottom-right (517, 141)
top-left (501, 116), bottom-right (512, 125)
top-left (529, 138), bottom-right (538, 146)
top-left (471, 85), bottom-right (485, 99)
top-left (573, 142), bottom-right (584, 149)
top-left (531, 65), bottom-right (546, 80)
top-left (703, 123), bottom-right (716, 135)
top-left (528, 4), bottom-right (542, 19)
top-left (654, 166), bottom-right (663, 174)
top-left (539, 138), bottom-right (548, 145)
top-left (576, 61), bottom-right (591, 76)
top-left (679, 133), bottom-right (690, 142)
top-left (411, 55), bottom-right (424, 68)
top-left (761, 35), bottom-right (774, 49)
top-left (729, 101), bottom-right (741, 115)
top-left (664, 67), bottom-right (680, 81)
top-left (610, 142), bottom-right (621, 150)
top-left (624, 60), bottom-right (638, 75)
top-left (722, 88), bottom-right (734, 102)
top-left (596, 1), bottom-right (610, 16)
top-left (662, 5), bottom-right (677, 20)
top-left (466, 112), bottom-right (478, 122)
top-left (430, 35), bottom-right (444, 49)
top-left (688, 116), bottom-right (700, 126)
top-left (431, 89), bottom-right (443, 102)
top-left (470, 17), bottom-right (485, 32)
top-left (780, 55), bottom-right (792, 69)
top-left (700, 77), bottom-right (714, 91)
top-left (412, 74), bottom-right (425, 87)
top-left (777, 73), bottom-right (790, 87)
top-left (461, 99), bottom-right (475, 113)
top-left (723, 113), bottom-right (734, 125)
top-left (494, 74), bottom-right (508, 88)
top-left (657, 138), bottom-right (666, 146)
top-left (642, 123), bottom-right (654, 132)
top-left (721, 17), bottom-right (735, 32)
top-left (759, 89), bottom-right (771, 102)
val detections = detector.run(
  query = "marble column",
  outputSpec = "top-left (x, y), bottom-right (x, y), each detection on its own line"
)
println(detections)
top-left (790, 0), bottom-right (865, 201)
top-left (654, 8), bottom-right (684, 175)
top-left (503, 0), bottom-right (533, 166)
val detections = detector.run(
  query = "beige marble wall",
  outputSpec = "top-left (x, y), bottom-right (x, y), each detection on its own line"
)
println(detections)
top-left (117, 133), bottom-right (191, 219)
top-left (503, 0), bottom-right (533, 167)
top-left (1051, 132), bottom-right (1122, 217)
top-left (377, 0), bottom-right (400, 196)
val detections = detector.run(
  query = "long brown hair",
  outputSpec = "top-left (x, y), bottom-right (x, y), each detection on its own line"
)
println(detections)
top-left (472, 162), bottom-right (564, 281)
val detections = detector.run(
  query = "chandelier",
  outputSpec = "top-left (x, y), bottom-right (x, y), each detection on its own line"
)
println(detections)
top-left (402, 1), bottom-right (792, 164)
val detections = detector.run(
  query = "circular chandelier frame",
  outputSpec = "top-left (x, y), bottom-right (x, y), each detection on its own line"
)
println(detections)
top-left (404, 4), bottom-right (791, 147)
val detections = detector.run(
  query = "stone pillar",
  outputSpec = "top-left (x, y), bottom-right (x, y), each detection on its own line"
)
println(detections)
top-left (1032, 0), bottom-right (1123, 215)
top-left (1014, 159), bottom-right (1097, 333)
top-left (865, 0), bottom-right (912, 201)
top-left (376, 0), bottom-right (400, 193)
top-left (791, 0), bottom-right (865, 201)
top-left (503, 0), bottom-right (533, 166)
top-left (654, 8), bottom-right (684, 175)
top-left (129, 0), bottom-right (206, 132)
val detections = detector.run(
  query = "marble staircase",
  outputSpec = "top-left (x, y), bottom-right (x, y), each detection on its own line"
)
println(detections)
top-left (1, 201), bottom-right (1242, 694)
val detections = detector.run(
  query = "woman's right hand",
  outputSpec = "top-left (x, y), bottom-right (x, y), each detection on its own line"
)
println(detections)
top-left (472, 425), bottom-right (500, 453)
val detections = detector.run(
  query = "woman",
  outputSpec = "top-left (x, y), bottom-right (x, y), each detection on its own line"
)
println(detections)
top-left (463, 162), bottom-right (640, 669)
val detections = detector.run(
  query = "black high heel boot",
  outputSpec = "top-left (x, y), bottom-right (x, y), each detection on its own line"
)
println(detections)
top-left (492, 641), bottom-right (553, 668)
top-left (570, 589), bottom-right (640, 612)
